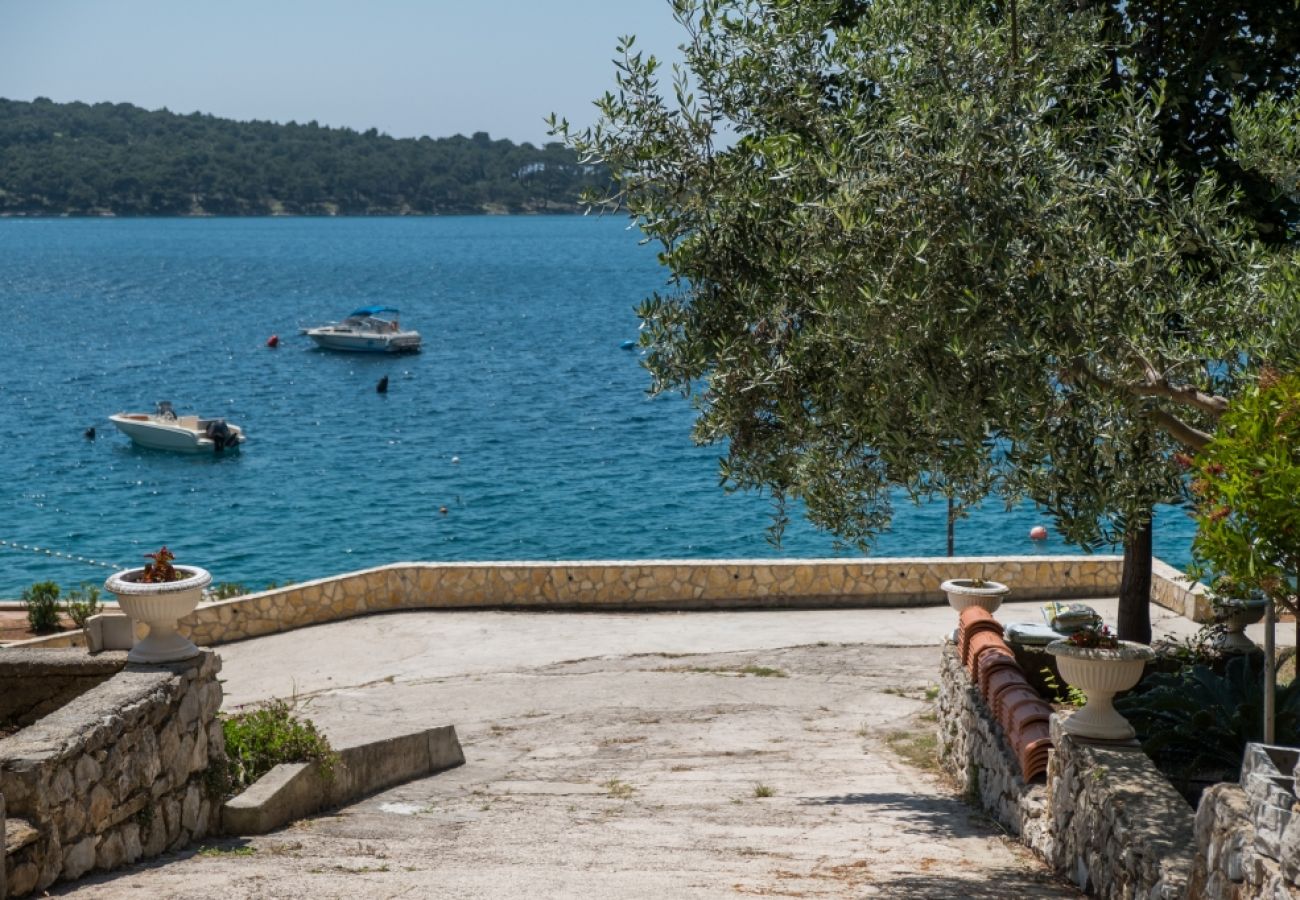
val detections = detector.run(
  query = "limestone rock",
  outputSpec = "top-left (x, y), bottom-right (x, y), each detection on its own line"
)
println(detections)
top-left (61, 835), bottom-right (97, 880)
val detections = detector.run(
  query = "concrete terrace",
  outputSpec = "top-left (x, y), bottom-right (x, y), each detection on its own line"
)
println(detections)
top-left (52, 598), bottom-right (1208, 899)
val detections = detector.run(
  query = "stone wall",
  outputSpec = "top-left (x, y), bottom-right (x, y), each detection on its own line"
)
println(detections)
top-left (1150, 557), bottom-right (1214, 623)
top-left (938, 643), bottom-right (1196, 898)
top-left (937, 644), bottom-right (1053, 854)
top-left (9, 553), bottom-right (1218, 652)
top-left (0, 651), bottom-right (224, 897)
top-left (1046, 716), bottom-right (1195, 897)
top-left (176, 555), bottom-right (1123, 646)
top-left (0, 649), bottom-right (124, 730)
top-left (1191, 745), bottom-right (1300, 897)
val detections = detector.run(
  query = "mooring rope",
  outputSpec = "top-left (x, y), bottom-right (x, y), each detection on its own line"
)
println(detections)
top-left (0, 538), bottom-right (123, 572)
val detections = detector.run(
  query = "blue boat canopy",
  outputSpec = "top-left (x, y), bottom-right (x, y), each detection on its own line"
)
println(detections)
top-left (348, 305), bottom-right (401, 318)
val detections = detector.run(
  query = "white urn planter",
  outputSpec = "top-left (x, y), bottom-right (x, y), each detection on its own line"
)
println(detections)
top-left (941, 578), bottom-right (1010, 615)
top-left (1047, 639), bottom-right (1153, 740)
top-left (105, 565), bottom-right (210, 663)
top-left (1214, 597), bottom-right (1267, 653)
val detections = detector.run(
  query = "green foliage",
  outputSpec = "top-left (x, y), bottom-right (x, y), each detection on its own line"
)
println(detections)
top-left (220, 700), bottom-right (338, 798)
top-left (1040, 667), bottom-right (1087, 708)
top-left (210, 582), bottom-right (248, 601)
top-left (1190, 372), bottom-right (1300, 618)
top-left (63, 583), bottom-right (102, 630)
top-left (0, 98), bottom-right (609, 216)
top-left (1099, 0), bottom-right (1300, 238)
top-left (555, 0), bottom-right (1294, 555)
top-left (1150, 625), bottom-right (1228, 671)
top-left (22, 581), bottom-right (61, 633)
top-left (1116, 655), bottom-right (1300, 781)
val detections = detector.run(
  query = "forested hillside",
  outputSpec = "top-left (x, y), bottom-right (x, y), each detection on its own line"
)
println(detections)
top-left (0, 97), bottom-right (609, 215)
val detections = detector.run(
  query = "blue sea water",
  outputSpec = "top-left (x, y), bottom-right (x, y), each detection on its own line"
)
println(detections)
top-left (0, 217), bottom-right (1196, 596)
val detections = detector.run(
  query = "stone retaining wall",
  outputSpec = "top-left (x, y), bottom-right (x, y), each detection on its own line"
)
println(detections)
top-left (937, 644), bottom-right (1053, 853)
top-left (938, 643), bottom-right (1195, 898)
top-left (9, 553), bottom-right (1219, 652)
top-left (0, 649), bottom-right (124, 730)
top-left (0, 651), bottom-right (224, 897)
top-left (175, 555), bottom-right (1122, 646)
top-left (1150, 557), bottom-right (1214, 623)
top-left (1191, 745), bottom-right (1300, 897)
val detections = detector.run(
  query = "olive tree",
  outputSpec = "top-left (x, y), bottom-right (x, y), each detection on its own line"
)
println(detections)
top-left (553, 0), bottom-right (1291, 640)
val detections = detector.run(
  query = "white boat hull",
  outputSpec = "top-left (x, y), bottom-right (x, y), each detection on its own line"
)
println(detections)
top-left (109, 413), bottom-right (245, 453)
top-left (304, 328), bottom-right (422, 353)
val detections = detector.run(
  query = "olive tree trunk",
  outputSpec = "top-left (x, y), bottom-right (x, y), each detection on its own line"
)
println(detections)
top-left (1117, 517), bottom-right (1153, 644)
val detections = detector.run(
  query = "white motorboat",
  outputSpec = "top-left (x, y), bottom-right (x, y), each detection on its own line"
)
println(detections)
top-left (301, 305), bottom-right (422, 353)
top-left (109, 402), bottom-right (245, 454)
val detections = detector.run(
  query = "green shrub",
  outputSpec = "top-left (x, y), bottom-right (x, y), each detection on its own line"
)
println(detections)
top-left (1117, 655), bottom-right (1300, 787)
top-left (22, 581), bottom-right (61, 633)
top-left (220, 700), bottom-right (338, 797)
top-left (210, 582), bottom-right (248, 601)
top-left (64, 583), bottom-right (102, 630)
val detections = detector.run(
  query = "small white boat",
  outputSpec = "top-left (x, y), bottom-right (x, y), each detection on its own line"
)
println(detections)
top-left (109, 402), bottom-right (245, 454)
top-left (302, 305), bottom-right (421, 353)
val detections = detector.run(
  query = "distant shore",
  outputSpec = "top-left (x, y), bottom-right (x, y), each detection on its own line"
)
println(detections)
top-left (0, 205), bottom-right (595, 219)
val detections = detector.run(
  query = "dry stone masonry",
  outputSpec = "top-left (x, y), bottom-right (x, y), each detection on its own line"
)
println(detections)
top-left (15, 556), bottom-right (1188, 652)
top-left (1, 651), bottom-right (223, 897)
top-left (1192, 744), bottom-right (1300, 897)
top-left (939, 642), bottom-right (1195, 898)
top-left (174, 556), bottom-right (1123, 646)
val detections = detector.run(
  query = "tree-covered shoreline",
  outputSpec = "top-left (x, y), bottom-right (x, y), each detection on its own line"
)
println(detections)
top-left (0, 97), bottom-right (610, 216)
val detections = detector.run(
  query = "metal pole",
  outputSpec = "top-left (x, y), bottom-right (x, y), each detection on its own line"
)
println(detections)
top-left (1265, 595), bottom-right (1276, 744)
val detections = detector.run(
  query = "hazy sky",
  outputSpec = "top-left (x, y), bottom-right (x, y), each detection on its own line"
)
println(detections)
top-left (0, 0), bottom-right (687, 145)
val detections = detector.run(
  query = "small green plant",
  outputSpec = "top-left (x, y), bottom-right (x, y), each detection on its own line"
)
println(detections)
top-left (22, 580), bottom-right (61, 633)
top-left (197, 844), bottom-right (257, 858)
top-left (1151, 625), bottom-right (1226, 670)
top-left (139, 546), bottom-right (184, 583)
top-left (1040, 667), bottom-right (1087, 707)
top-left (210, 582), bottom-right (248, 600)
top-left (738, 665), bottom-right (787, 678)
top-left (220, 700), bottom-right (338, 797)
top-left (602, 778), bottom-right (635, 799)
top-left (64, 583), bottom-right (102, 630)
top-left (753, 783), bottom-right (775, 798)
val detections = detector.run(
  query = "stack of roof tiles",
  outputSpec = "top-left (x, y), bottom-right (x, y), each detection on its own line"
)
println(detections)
top-left (955, 606), bottom-right (1053, 781)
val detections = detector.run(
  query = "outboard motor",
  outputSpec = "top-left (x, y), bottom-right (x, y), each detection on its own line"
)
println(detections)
top-left (205, 419), bottom-right (237, 453)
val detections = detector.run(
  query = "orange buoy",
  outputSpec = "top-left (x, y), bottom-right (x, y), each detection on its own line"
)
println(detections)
top-left (1029, 525), bottom-right (1048, 541)
top-left (266, 334), bottom-right (279, 348)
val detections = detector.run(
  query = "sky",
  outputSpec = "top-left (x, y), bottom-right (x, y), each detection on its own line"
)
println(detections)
top-left (0, 0), bottom-right (687, 146)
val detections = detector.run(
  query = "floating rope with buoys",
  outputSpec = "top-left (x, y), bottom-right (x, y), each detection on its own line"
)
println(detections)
top-left (0, 538), bottom-right (123, 572)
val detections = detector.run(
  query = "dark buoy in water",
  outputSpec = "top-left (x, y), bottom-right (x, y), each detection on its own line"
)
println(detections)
top-left (83, 426), bottom-right (96, 440)
top-left (376, 375), bottom-right (389, 394)
top-left (619, 339), bottom-right (637, 351)
top-left (266, 334), bottom-right (279, 349)
top-left (439, 506), bottom-right (448, 515)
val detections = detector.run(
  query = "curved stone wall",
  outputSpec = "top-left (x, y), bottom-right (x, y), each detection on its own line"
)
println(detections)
top-left (5, 556), bottom-right (1129, 650)
top-left (175, 556), bottom-right (1123, 647)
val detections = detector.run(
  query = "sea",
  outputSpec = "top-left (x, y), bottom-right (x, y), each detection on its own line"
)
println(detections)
top-left (0, 216), bottom-right (1197, 597)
